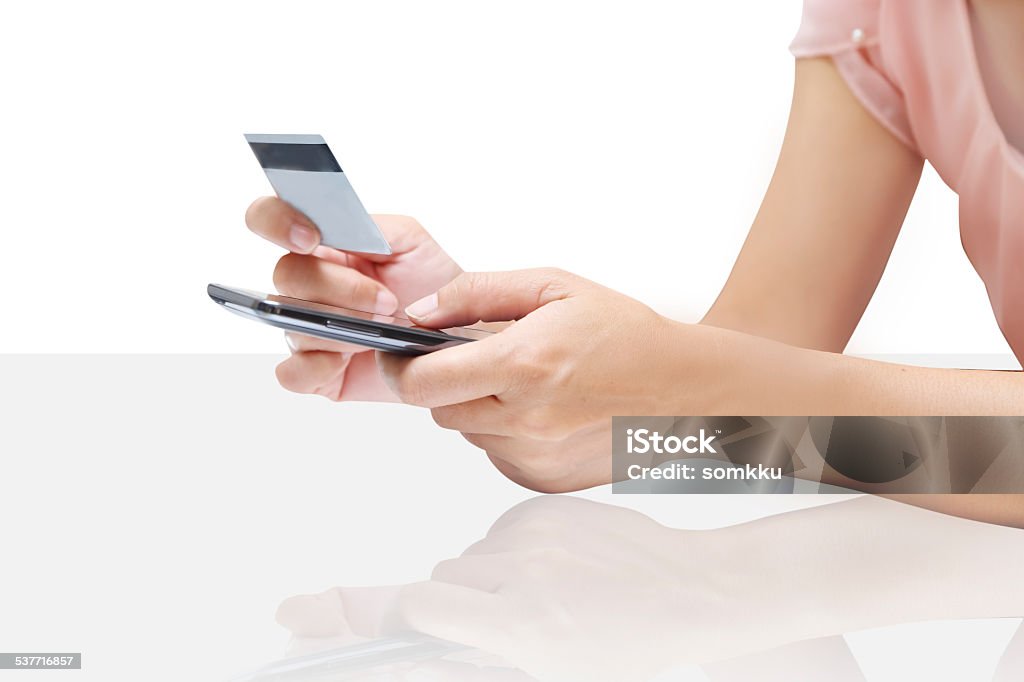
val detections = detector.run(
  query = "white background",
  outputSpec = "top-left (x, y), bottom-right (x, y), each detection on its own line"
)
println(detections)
top-left (1, 2), bottom-right (1021, 681)
top-left (0, 0), bottom-right (1015, 359)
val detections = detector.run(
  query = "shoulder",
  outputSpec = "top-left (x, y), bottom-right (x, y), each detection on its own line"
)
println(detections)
top-left (789, 0), bottom-right (916, 150)
top-left (790, 0), bottom-right (881, 57)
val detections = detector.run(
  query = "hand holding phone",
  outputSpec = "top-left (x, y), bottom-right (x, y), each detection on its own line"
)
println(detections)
top-left (236, 211), bottom-right (465, 400)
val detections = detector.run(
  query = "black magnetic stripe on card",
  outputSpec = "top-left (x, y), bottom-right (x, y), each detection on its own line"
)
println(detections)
top-left (248, 142), bottom-right (342, 172)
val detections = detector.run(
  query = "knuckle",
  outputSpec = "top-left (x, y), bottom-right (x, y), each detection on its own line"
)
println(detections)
top-left (508, 516), bottom-right (560, 543)
top-left (519, 449), bottom-right (570, 483)
top-left (377, 214), bottom-right (426, 242)
top-left (394, 365), bottom-right (427, 405)
top-left (272, 253), bottom-right (299, 292)
top-left (461, 432), bottom-right (491, 452)
top-left (523, 413), bottom-right (569, 441)
top-left (517, 410), bottom-right (554, 440)
top-left (429, 558), bottom-right (458, 582)
top-left (532, 268), bottom-right (572, 304)
top-left (273, 253), bottom-right (315, 294)
top-left (274, 359), bottom-right (305, 394)
top-left (312, 381), bottom-right (345, 403)
top-left (447, 272), bottom-right (477, 303)
top-left (430, 406), bottom-right (457, 430)
top-left (510, 345), bottom-right (549, 385)
top-left (518, 547), bottom-right (568, 578)
top-left (395, 215), bottom-right (424, 233)
top-left (353, 276), bottom-right (383, 306)
top-left (245, 196), bottom-right (278, 232)
top-left (536, 266), bottom-right (568, 281)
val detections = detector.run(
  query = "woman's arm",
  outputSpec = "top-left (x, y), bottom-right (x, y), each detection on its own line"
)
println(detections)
top-left (700, 57), bottom-right (1023, 415)
top-left (698, 56), bottom-right (1024, 526)
top-left (702, 57), bottom-right (923, 350)
top-left (691, 321), bottom-right (1024, 416)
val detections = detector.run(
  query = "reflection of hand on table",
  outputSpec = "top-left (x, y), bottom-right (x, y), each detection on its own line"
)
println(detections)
top-left (276, 495), bottom-right (1024, 681)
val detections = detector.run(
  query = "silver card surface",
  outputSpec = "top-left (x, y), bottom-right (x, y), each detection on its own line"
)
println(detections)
top-left (245, 133), bottom-right (391, 255)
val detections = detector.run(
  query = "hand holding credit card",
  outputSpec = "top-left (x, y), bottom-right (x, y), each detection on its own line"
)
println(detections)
top-left (245, 133), bottom-right (392, 254)
top-left (213, 140), bottom-right (470, 355)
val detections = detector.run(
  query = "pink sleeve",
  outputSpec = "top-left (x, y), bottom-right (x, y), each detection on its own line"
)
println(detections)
top-left (790, 0), bottom-right (917, 150)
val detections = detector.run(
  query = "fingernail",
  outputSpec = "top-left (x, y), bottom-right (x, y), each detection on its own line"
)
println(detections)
top-left (285, 333), bottom-right (298, 354)
top-left (404, 293), bottom-right (438, 321)
top-left (375, 289), bottom-right (399, 316)
top-left (289, 224), bottom-right (319, 253)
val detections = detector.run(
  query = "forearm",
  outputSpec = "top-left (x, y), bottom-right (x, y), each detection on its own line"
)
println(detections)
top-left (679, 323), bottom-right (1024, 525)
top-left (695, 321), bottom-right (1024, 415)
top-left (797, 347), bottom-right (1024, 415)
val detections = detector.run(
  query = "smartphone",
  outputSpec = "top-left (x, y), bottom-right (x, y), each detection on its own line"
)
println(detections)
top-left (208, 284), bottom-right (490, 355)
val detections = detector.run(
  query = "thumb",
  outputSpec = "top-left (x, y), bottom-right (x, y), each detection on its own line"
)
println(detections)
top-left (397, 581), bottom-right (511, 656)
top-left (275, 585), bottom-right (405, 638)
top-left (403, 268), bottom-right (578, 328)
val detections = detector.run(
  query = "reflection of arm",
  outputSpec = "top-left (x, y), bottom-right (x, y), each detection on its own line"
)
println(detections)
top-left (700, 57), bottom-right (1024, 525)
top-left (730, 496), bottom-right (1024, 642)
top-left (702, 636), bottom-right (865, 682)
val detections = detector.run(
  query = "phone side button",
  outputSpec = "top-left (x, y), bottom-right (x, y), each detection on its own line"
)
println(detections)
top-left (325, 319), bottom-right (382, 336)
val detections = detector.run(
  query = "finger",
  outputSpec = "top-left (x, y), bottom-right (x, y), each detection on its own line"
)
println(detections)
top-left (431, 553), bottom-right (514, 593)
top-left (285, 331), bottom-right (374, 356)
top-left (430, 397), bottom-right (523, 438)
top-left (245, 196), bottom-right (321, 254)
top-left (275, 587), bottom-right (349, 637)
top-left (375, 337), bottom-right (515, 407)
top-left (337, 352), bottom-right (400, 401)
top-left (396, 581), bottom-right (511, 657)
top-left (306, 215), bottom-right (435, 270)
top-left (276, 585), bottom-right (405, 639)
top-left (274, 253), bottom-right (399, 315)
top-left (332, 585), bottom-right (408, 638)
top-left (275, 351), bottom-right (352, 399)
top-left (309, 245), bottom-right (376, 278)
top-left (277, 352), bottom-right (398, 402)
top-left (353, 214), bottom-right (440, 262)
top-left (404, 269), bottom-right (583, 328)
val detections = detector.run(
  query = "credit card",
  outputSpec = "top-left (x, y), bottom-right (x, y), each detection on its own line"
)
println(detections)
top-left (245, 133), bottom-right (391, 255)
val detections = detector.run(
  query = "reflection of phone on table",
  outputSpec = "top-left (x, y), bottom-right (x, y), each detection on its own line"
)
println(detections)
top-left (208, 284), bottom-right (490, 355)
top-left (229, 634), bottom-right (470, 681)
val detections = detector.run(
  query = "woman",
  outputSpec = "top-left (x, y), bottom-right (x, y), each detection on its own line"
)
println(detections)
top-left (244, 0), bottom-right (1024, 510)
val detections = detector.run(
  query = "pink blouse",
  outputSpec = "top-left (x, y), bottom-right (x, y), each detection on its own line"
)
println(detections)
top-left (791, 0), bottom-right (1024, 362)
